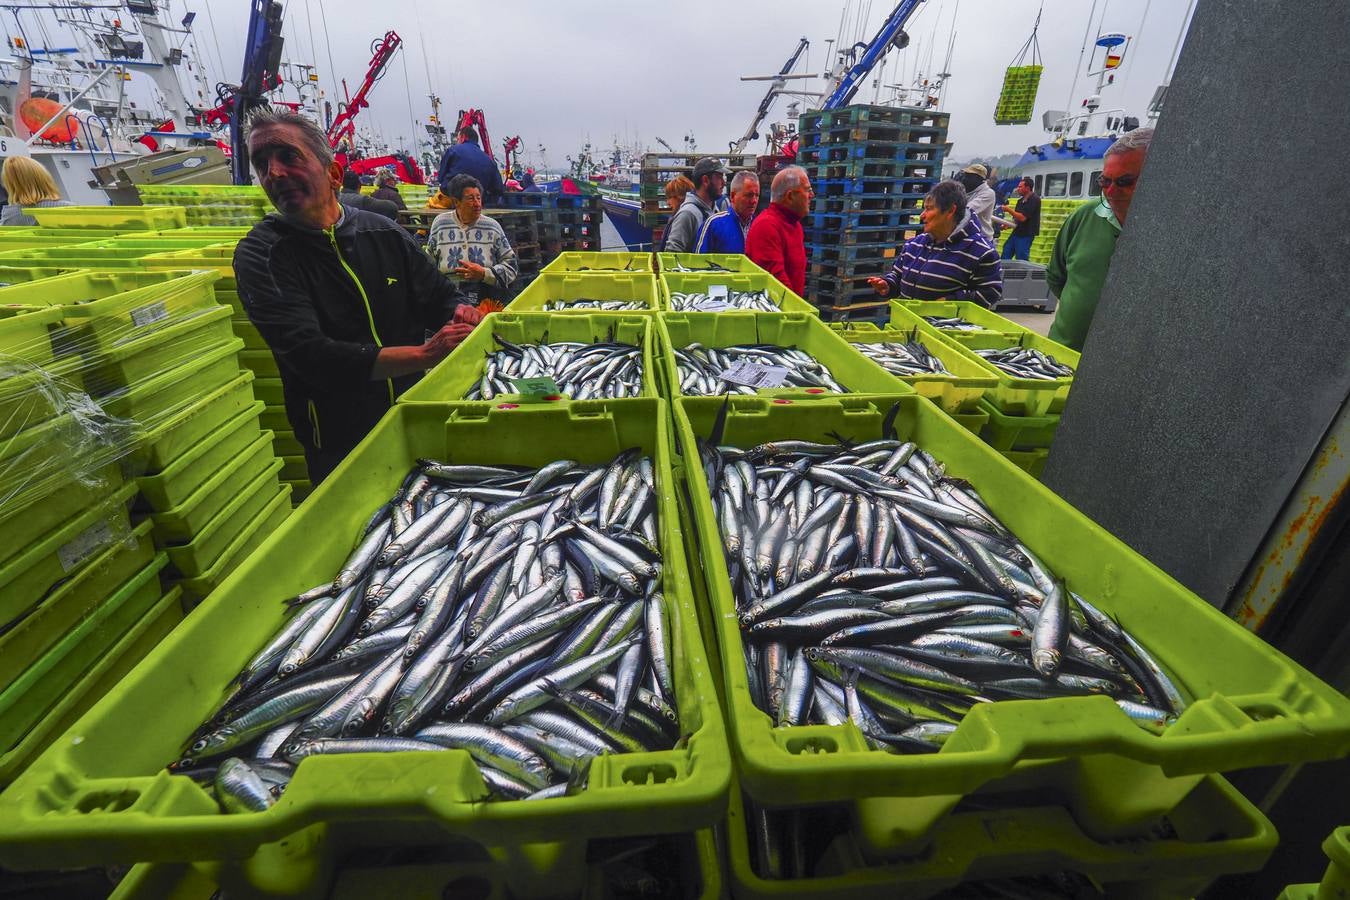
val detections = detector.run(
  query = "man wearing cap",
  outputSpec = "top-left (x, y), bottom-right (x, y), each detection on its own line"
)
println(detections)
top-left (663, 157), bottom-right (727, 253)
top-left (956, 163), bottom-right (999, 240)
top-left (371, 168), bottom-right (407, 211)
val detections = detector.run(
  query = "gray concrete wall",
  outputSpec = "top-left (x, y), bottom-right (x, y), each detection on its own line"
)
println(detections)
top-left (1042, 0), bottom-right (1350, 607)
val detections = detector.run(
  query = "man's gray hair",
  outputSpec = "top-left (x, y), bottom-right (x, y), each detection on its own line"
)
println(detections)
top-left (245, 106), bottom-right (334, 168)
top-left (729, 170), bottom-right (758, 195)
top-left (1105, 126), bottom-right (1154, 157)
top-left (926, 179), bottom-right (967, 222)
top-left (770, 165), bottom-right (808, 203)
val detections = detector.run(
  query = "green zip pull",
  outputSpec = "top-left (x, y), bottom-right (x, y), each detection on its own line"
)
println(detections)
top-left (327, 225), bottom-right (396, 404)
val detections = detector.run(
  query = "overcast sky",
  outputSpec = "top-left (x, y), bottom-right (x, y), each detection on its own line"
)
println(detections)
top-left (182, 0), bottom-right (1192, 167)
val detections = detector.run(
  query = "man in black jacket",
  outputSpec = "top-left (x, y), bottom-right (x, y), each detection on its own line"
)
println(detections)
top-left (234, 107), bottom-right (483, 484)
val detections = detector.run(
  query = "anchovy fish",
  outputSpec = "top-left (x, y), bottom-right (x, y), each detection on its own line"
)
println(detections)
top-left (467, 335), bottom-right (645, 400)
top-left (540, 299), bottom-right (647, 311)
top-left (974, 346), bottom-right (1075, 380)
top-left (675, 343), bottom-right (849, 396)
top-left (669, 290), bottom-right (780, 312)
top-left (849, 340), bottom-right (950, 377)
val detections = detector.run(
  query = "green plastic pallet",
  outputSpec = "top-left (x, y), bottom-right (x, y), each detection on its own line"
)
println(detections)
top-left (0, 483), bottom-right (138, 633)
top-left (163, 459), bottom-right (284, 577)
top-left (174, 485), bottom-right (291, 606)
top-left (0, 519), bottom-right (155, 694)
top-left (0, 578), bottom-right (184, 788)
top-left (540, 251), bottom-right (654, 273)
top-left (506, 272), bottom-right (661, 313)
top-left (828, 321), bottom-right (997, 412)
top-left (671, 395), bottom-right (1350, 835)
top-left (132, 380), bottom-right (259, 474)
top-left (726, 774), bottom-right (1273, 899)
top-left (661, 272), bottom-right (816, 315)
top-left (658, 253), bottom-right (772, 276)
top-left (658, 312), bottom-right (912, 399)
top-left (0, 400), bottom-right (730, 885)
top-left (101, 339), bottom-right (245, 429)
top-left (136, 406), bottom-right (267, 511)
top-left (149, 433), bottom-right (276, 543)
top-left (399, 311), bottom-right (659, 403)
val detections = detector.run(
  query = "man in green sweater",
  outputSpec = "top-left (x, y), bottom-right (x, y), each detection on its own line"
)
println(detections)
top-left (1047, 127), bottom-right (1153, 350)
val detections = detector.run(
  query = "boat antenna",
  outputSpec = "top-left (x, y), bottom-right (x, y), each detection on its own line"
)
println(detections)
top-left (1063, 0), bottom-right (1100, 113)
top-left (316, 0), bottom-right (341, 108)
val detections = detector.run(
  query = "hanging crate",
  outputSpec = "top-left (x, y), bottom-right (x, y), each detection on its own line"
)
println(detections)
top-left (994, 65), bottom-right (1044, 124)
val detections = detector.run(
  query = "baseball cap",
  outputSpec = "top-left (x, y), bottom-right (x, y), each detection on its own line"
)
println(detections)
top-left (962, 163), bottom-right (989, 178)
top-left (691, 157), bottom-right (731, 183)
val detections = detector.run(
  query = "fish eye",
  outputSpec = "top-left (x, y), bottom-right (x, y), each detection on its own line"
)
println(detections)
top-left (190, 738), bottom-right (208, 754)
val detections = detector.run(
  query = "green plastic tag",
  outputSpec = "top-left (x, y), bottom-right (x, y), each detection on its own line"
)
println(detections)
top-left (511, 376), bottom-right (560, 401)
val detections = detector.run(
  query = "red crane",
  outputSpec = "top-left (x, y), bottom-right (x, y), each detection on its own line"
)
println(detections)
top-left (327, 31), bottom-right (401, 152)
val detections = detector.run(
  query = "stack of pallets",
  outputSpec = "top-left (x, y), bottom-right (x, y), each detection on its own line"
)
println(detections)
top-left (796, 105), bottom-right (950, 320)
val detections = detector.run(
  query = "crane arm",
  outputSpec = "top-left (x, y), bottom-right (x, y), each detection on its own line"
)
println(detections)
top-left (822, 0), bottom-right (923, 110)
top-left (230, 0), bottom-right (285, 183)
top-left (326, 31), bottom-right (402, 150)
top-left (454, 108), bottom-right (494, 162)
top-left (731, 37), bottom-right (809, 153)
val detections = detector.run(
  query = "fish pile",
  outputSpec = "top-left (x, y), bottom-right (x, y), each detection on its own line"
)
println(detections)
top-left (172, 453), bottom-right (678, 811)
top-left (849, 339), bottom-right (951, 377)
top-left (697, 435), bottom-right (1185, 752)
top-left (669, 291), bottom-right (779, 312)
top-left (974, 347), bottom-right (1074, 380)
top-left (921, 315), bottom-right (983, 331)
top-left (541, 300), bottom-right (648, 311)
top-left (675, 344), bottom-right (849, 396)
top-left (465, 334), bottom-right (645, 400)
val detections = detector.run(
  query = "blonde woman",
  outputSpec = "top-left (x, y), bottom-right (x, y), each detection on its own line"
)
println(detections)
top-left (0, 157), bottom-right (70, 226)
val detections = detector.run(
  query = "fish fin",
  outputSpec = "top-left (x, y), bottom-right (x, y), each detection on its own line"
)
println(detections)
top-left (881, 400), bottom-right (903, 440)
top-left (825, 430), bottom-right (855, 447)
top-left (708, 394), bottom-right (731, 446)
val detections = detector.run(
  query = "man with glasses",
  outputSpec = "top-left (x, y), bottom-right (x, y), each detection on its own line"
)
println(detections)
top-left (746, 165), bottom-right (812, 296)
top-left (1048, 128), bottom-right (1153, 350)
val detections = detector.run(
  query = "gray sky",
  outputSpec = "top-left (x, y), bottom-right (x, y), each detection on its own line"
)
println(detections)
top-left (191, 0), bottom-right (1192, 168)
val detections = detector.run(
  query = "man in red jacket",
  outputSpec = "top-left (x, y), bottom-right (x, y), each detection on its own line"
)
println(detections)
top-left (746, 165), bottom-right (812, 296)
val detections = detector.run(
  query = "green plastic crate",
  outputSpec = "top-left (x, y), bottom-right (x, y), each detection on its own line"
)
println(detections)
top-left (0, 305), bottom-right (63, 367)
top-left (283, 477), bottom-right (312, 506)
top-left (540, 251), bottom-right (654, 273)
top-left (101, 339), bottom-right (245, 429)
top-left (231, 316), bottom-right (265, 350)
top-left (976, 397), bottom-right (1061, 450)
top-left (506, 272), bottom-right (661, 313)
top-left (279, 454), bottom-right (307, 481)
top-left (135, 406), bottom-right (266, 511)
top-left (657, 312), bottom-right (912, 399)
top-left (86, 306), bottom-right (236, 394)
top-left (939, 331), bottom-right (1079, 416)
top-left (162, 459), bottom-right (284, 576)
top-left (1000, 447), bottom-right (1050, 479)
top-left (0, 483), bottom-right (137, 633)
top-left (174, 485), bottom-right (291, 606)
top-left (132, 380), bottom-right (259, 474)
top-left (259, 403), bottom-right (288, 433)
top-left (251, 376), bottom-right (283, 406)
top-left (399, 311), bottom-right (659, 402)
top-left (239, 348), bottom-right (278, 378)
top-left (0, 414), bottom-right (124, 517)
top-left (671, 395), bottom-right (1350, 835)
top-left (661, 272), bottom-right (817, 315)
top-left (658, 253), bottom-right (772, 276)
top-left (890, 299), bottom-right (1031, 339)
top-left (0, 454), bottom-right (122, 558)
top-left (726, 774), bottom-right (1274, 899)
top-left (29, 206), bottom-right (187, 231)
top-left (148, 433), bottom-right (276, 543)
top-left (0, 353), bottom-right (85, 441)
top-left (0, 552), bottom-right (168, 762)
top-left (0, 268), bottom-right (194, 309)
top-left (0, 519), bottom-right (155, 694)
top-left (272, 430), bottom-right (304, 457)
top-left (0, 578), bottom-right (184, 787)
top-left (0, 265), bottom-right (75, 287)
top-left (828, 321), bottom-right (997, 412)
top-left (0, 400), bottom-right (730, 885)
top-left (946, 405), bottom-right (989, 436)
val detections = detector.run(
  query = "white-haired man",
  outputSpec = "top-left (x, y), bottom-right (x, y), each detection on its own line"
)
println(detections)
top-left (746, 165), bottom-right (812, 295)
top-left (1048, 127), bottom-right (1153, 351)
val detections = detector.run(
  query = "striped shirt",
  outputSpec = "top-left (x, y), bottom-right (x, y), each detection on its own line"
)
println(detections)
top-left (882, 211), bottom-right (1003, 308)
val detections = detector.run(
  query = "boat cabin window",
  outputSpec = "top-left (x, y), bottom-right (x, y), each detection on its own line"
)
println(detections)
top-left (1034, 174), bottom-right (1044, 194)
top-left (1069, 172), bottom-right (1084, 196)
top-left (1044, 173), bottom-right (1068, 197)
top-left (1088, 170), bottom-right (1103, 197)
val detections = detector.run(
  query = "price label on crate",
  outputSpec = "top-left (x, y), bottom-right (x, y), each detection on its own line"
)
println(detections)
top-left (719, 362), bottom-right (789, 389)
top-left (130, 300), bottom-right (169, 330)
top-left (58, 517), bottom-right (128, 573)
top-left (700, 283), bottom-right (732, 312)
top-left (511, 376), bottom-right (561, 401)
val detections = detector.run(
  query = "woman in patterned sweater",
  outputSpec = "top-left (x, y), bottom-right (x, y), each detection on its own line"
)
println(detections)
top-left (426, 174), bottom-right (519, 303)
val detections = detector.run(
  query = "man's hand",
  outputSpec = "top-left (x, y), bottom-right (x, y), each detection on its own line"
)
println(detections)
top-left (423, 322), bottom-right (475, 364)
top-left (454, 261), bottom-right (488, 281)
top-left (453, 304), bottom-right (484, 326)
top-left (867, 276), bottom-right (892, 298)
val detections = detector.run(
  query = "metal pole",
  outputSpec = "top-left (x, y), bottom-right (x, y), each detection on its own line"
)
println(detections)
top-left (25, 65), bottom-right (115, 146)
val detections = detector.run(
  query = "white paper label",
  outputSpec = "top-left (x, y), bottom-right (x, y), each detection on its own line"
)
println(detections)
top-left (58, 517), bottom-right (126, 573)
top-left (130, 300), bottom-right (169, 329)
top-left (719, 361), bottom-right (790, 389)
top-left (706, 284), bottom-right (729, 301)
top-left (698, 299), bottom-right (732, 312)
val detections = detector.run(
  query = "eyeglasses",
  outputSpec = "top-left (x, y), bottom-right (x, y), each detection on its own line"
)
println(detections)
top-left (1097, 174), bottom-right (1139, 190)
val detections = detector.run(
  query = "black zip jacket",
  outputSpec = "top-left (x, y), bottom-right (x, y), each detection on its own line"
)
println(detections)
top-left (233, 205), bottom-right (465, 483)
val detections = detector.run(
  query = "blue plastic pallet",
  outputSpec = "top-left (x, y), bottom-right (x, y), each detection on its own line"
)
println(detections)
top-left (800, 144), bottom-right (946, 165)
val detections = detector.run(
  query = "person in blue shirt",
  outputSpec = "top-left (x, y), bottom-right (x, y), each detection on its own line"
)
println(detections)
top-left (696, 171), bottom-right (760, 254)
top-left (436, 127), bottom-right (505, 204)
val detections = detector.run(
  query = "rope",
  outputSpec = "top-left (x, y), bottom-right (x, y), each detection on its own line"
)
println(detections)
top-left (199, 0), bottom-right (229, 82)
top-left (1064, 0), bottom-right (1099, 114)
top-left (315, 0), bottom-right (340, 105)
top-left (1008, 2), bottom-right (1044, 68)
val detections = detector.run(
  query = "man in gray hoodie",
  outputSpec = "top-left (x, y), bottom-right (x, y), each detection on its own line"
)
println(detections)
top-left (663, 157), bottom-right (728, 252)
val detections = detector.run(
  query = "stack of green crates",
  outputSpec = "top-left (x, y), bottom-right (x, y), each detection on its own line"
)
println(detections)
top-left (1279, 826), bottom-right (1349, 899)
top-left (0, 290), bottom-right (184, 786)
top-left (997, 197), bottom-right (1089, 265)
top-left (136, 185), bottom-right (273, 227)
top-left (994, 64), bottom-right (1044, 124)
